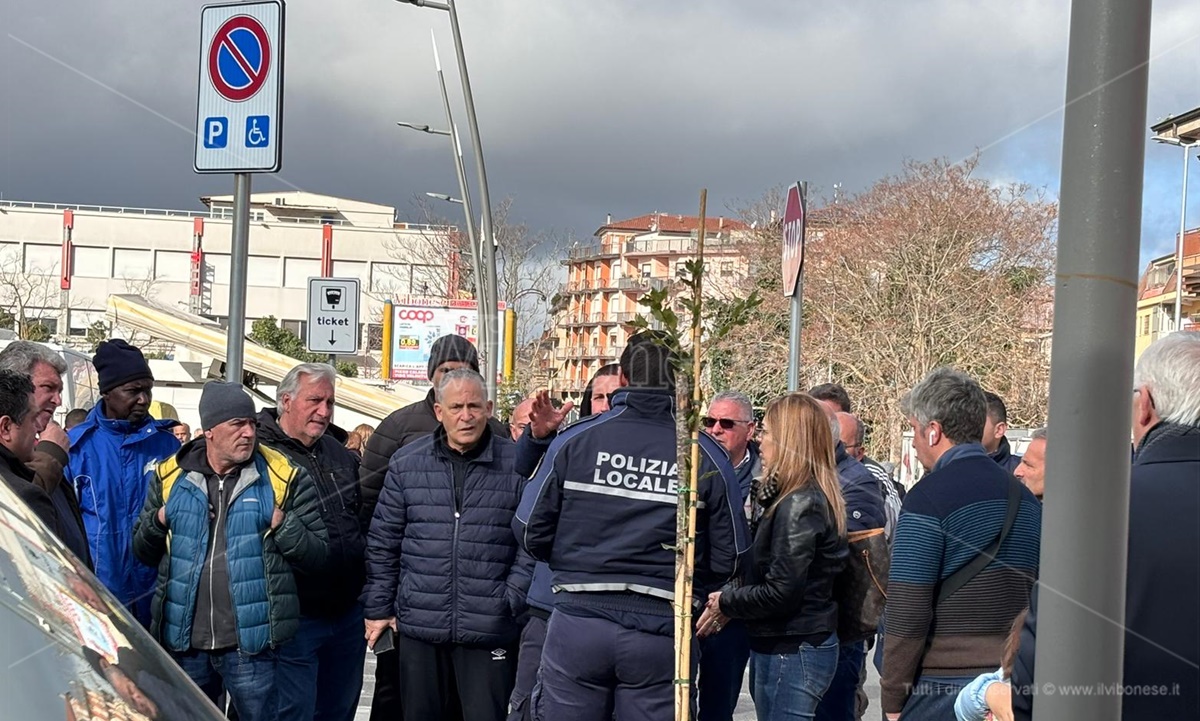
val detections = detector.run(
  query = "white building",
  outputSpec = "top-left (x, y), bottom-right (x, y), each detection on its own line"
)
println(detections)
top-left (0, 192), bottom-right (452, 375)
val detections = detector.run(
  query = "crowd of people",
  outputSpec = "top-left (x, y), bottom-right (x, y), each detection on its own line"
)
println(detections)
top-left (0, 328), bottom-right (1193, 721)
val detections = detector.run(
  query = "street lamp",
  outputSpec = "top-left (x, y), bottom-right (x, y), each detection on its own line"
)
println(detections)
top-left (426, 192), bottom-right (463, 204)
top-left (394, 0), bottom-right (500, 402)
top-left (397, 121), bottom-right (450, 136)
top-left (1153, 135), bottom-right (1195, 330)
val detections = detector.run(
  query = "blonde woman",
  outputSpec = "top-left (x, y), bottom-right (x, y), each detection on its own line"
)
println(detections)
top-left (345, 423), bottom-right (375, 459)
top-left (697, 392), bottom-right (849, 721)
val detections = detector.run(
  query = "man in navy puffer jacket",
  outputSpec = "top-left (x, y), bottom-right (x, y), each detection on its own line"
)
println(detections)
top-left (363, 368), bottom-right (525, 721)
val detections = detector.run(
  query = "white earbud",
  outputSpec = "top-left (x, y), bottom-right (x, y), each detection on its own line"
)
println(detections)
top-left (928, 431), bottom-right (936, 446)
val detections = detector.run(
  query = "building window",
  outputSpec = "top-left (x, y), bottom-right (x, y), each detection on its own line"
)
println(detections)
top-left (368, 323), bottom-right (384, 351)
top-left (675, 261), bottom-right (688, 278)
top-left (721, 261), bottom-right (735, 277)
top-left (1140, 314), bottom-right (1150, 336)
top-left (640, 262), bottom-right (652, 278)
top-left (281, 319), bottom-right (303, 336)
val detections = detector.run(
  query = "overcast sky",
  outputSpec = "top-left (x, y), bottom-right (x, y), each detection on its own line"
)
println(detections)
top-left (2, 0), bottom-right (1198, 265)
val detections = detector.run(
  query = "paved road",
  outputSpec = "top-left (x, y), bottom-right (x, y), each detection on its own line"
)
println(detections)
top-left (355, 647), bottom-right (883, 720)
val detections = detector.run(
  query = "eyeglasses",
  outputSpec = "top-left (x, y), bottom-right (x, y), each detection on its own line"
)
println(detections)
top-left (701, 416), bottom-right (752, 430)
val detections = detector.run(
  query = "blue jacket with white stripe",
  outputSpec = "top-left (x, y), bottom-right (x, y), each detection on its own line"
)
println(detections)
top-left (514, 388), bottom-right (749, 605)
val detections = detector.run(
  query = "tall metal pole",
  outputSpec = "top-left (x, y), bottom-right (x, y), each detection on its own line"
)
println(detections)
top-left (1175, 146), bottom-right (1189, 329)
top-left (787, 276), bottom-right (802, 391)
top-left (226, 173), bottom-right (252, 383)
top-left (1035, 1), bottom-right (1150, 718)
top-left (431, 31), bottom-right (487, 359)
top-left (445, 0), bottom-right (499, 402)
top-left (786, 180), bottom-right (807, 392)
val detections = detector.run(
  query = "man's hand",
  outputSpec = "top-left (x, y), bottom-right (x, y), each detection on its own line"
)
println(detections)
top-left (886, 714), bottom-right (901, 721)
top-left (696, 591), bottom-right (730, 639)
top-left (156, 506), bottom-right (168, 528)
top-left (271, 507), bottom-right (284, 530)
top-left (528, 390), bottom-right (572, 439)
top-left (39, 421), bottom-right (69, 452)
top-left (364, 617), bottom-right (397, 649)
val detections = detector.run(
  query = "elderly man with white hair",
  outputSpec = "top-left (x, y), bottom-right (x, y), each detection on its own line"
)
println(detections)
top-left (1011, 331), bottom-right (1200, 721)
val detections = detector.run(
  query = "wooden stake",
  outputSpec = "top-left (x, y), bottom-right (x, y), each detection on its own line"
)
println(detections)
top-left (674, 189), bottom-right (706, 721)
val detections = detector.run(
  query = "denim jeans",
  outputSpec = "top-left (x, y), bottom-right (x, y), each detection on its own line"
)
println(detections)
top-left (899, 675), bottom-right (977, 720)
top-left (749, 633), bottom-right (839, 721)
top-left (173, 647), bottom-right (277, 721)
top-left (275, 605), bottom-right (367, 721)
top-left (696, 619), bottom-right (751, 721)
top-left (814, 640), bottom-right (866, 721)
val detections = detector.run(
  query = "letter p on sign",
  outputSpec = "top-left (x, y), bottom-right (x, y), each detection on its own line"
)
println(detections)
top-left (204, 117), bottom-right (228, 149)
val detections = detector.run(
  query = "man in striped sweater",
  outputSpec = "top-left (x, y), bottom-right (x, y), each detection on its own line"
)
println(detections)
top-left (882, 368), bottom-right (1042, 720)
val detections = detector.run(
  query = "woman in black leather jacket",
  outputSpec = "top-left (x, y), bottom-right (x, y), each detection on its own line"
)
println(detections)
top-left (697, 392), bottom-right (849, 721)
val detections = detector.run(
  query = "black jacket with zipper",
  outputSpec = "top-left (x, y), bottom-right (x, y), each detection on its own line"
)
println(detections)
top-left (256, 409), bottom-right (366, 618)
top-left (719, 484), bottom-right (848, 640)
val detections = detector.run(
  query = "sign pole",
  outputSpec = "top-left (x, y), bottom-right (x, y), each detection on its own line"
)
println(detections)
top-left (226, 173), bottom-right (252, 382)
top-left (788, 273), bottom-right (802, 391)
top-left (1033, 0), bottom-right (1149, 717)
top-left (784, 181), bottom-right (807, 392)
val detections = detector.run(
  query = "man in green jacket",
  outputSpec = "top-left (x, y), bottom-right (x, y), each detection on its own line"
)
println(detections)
top-left (132, 381), bottom-right (329, 721)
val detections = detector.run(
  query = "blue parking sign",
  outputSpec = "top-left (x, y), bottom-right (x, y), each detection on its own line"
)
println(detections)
top-left (203, 117), bottom-right (228, 149)
top-left (246, 116), bottom-right (270, 148)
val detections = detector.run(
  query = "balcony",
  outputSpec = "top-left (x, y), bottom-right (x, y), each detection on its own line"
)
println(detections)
top-left (581, 346), bottom-right (618, 360)
top-left (564, 276), bottom-right (622, 293)
top-left (566, 242), bottom-right (622, 262)
top-left (613, 312), bottom-right (639, 324)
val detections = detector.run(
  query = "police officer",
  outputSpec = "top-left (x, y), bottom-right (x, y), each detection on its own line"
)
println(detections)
top-left (514, 332), bottom-right (749, 721)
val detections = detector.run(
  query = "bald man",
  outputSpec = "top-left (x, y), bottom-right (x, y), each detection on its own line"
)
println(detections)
top-left (509, 398), bottom-right (535, 442)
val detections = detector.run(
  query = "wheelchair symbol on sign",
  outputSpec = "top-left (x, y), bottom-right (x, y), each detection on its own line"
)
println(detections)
top-left (245, 116), bottom-right (270, 148)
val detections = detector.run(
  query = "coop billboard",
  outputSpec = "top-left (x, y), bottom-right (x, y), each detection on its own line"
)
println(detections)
top-left (388, 299), bottom-right (507, 382)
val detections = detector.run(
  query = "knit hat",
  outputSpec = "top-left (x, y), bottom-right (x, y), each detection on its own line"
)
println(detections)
top-left (426, 334), bottom-right (480, 379)
top-left (198, 381), bottom-right (256, 430)
top-left (94, 339), bottom-right (153, 394)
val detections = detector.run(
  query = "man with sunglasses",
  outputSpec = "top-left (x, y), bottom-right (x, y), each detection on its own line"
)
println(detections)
top-left (696, 391), bottom-right (759, 721)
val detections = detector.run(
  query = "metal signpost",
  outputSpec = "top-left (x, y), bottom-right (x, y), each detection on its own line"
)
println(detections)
top-left (306, 278), bottom-right (361, 366)
top-left (1034, 1), bottom-right (1151, 718)
top-left (783, 181), bottom-right (807, 391)
top-left (194, 0), bottom-right (284, 382)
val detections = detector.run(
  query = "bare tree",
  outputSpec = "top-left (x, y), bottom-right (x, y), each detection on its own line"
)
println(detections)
top-left (0, 247), bottom-right (61, 340)
top-left (711, 156), bottom-right (1057, 460)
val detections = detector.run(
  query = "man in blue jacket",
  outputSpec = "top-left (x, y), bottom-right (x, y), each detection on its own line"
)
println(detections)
top-left (363, 368), bottom-right (525, 721)
top-left (68, 339), bottom-right (179, 624)
top-left (816, 409), bottom-right (885, 721)
top-left (514, 333), bottom-right (749, 721)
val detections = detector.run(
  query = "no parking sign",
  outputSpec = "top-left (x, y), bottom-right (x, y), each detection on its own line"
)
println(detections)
top-left (194, 1), bottom-right (284, 173)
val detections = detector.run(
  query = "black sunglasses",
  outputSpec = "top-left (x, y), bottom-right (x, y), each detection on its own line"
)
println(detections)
top-left (701, 416), bottom-right (751, 430)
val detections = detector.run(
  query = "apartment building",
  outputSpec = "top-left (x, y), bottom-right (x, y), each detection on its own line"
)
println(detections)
top-left (1135, 227), bottom-right (1199, 359)
top-left (0, 192), bottom-right (451, 374)
top-left (552, 212), bottom-right (749, 401)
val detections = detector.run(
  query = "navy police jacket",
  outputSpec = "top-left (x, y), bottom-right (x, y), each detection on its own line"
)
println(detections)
top-left (514, 388), bottom-right (749, 604)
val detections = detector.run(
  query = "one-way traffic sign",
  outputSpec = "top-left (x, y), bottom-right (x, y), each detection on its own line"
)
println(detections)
top-left (307, 277), bottom-right (360, 355)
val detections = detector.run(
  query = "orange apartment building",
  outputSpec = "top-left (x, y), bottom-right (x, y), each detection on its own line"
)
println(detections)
top-left (1135, 227), bottom-right (1200, 359)
top-left (552, 213), bottom-right (749, 401)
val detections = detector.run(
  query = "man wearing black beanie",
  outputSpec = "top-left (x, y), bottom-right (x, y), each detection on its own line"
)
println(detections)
top-left (67, 339), bottom-right (180, 626)
top-left (359, 334), bottom-right (507, 721)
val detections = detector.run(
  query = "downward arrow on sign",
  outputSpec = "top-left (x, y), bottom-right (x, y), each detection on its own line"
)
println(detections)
top-left (329, 330), bottom-right (336, 346)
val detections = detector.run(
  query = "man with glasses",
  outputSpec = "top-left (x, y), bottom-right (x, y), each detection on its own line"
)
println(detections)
top-left (695, 391), bottom-right (759, 721)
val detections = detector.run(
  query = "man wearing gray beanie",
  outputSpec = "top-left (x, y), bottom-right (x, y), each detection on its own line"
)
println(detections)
top-left (133, 380), bottom-right (331, 721)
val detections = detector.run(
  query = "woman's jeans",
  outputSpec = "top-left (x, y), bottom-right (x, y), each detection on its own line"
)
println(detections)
top-left (749, 633), bottom-right (839, 721)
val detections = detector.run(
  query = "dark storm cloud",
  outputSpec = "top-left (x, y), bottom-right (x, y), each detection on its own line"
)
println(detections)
top-left (2, 0), bottom-right (1197, 262)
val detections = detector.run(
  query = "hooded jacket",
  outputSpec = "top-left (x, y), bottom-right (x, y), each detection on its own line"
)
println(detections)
top-left (989, 436), bottom-right (1022, 474)
top-left (256, 409), bottom-right (366, 618)
top-left (131, 439), bottom-right (330, 654)
top-left (67, 402), bottom-right (180, 622)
